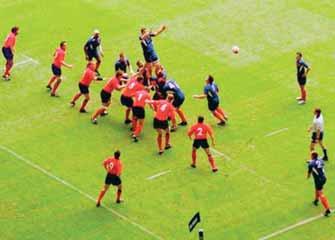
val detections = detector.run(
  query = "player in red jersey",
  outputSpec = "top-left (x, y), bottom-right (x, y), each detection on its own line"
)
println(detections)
top-left (91, 71), bottom-right (125, 124)
top-left (146, 94), bottom-right (176, 154)
top-left (96, 150), bottom-right (123, 207)
top-left (2, 26), bottom-right (19, 80)
top-left (47, 41), bottom-right (73, 96)
top-left (70, 62), bottom-right (97, 113)
top-left (120, 75), bottom-right (145, 124)
top-left (131, 89), bottom-right (151, 142)
top-left (188, 116), bottom-right (218, 172)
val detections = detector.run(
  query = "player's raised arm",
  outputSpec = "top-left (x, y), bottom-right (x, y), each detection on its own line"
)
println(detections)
top-left (151, 25), bottom-right (167, 36)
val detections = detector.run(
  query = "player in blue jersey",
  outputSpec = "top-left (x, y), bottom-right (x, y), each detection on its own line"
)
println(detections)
top-left (161, 79), bottom-right (187, 127)
top-left (296, 52), bottom-right (311, 105)
top-left (115, 52), bottom-right (133, 76)
top-left (307, 152), bottom-right (331, 216)
top-left (84, 29), bottom-right (104, 77)
top-left (139, 25), bottom-right (166, 78)
top-left (193, 75), bottom-right (228, 126)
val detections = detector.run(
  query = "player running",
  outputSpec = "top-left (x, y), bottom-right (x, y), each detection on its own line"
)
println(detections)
top-left (188, 116), bottom-right (218, 172)
top-left (115, 52), bottom-right (133, 75)
top-left (91, 71), bottom-right (125, 124)
top-left (131, 89), bottom-right (151, 142)
top-left (139, 25), bottom-right (167, 78)
top-left (84, 29), bottom-right (103, 77)
top-left (2, 26), bottom-right (19, 80)
top-left (146, 94), bottom-right (176, 155)
top-left (307, 152), bottom-right (331, 217)
top-left (120, 75), bottom-right (145, 124)
top-left (308, 108), bottom-right (328, 160)
top-left (296, 52), bottom-right (311, 105)
top-left (193, 75), bottom-right (228, 126)
top-left (96, 150), bottom-right (123, 206)
top-left (47, 41), bottom-right (73, 96)
top-left (70, 62), bottom-right (97, 113)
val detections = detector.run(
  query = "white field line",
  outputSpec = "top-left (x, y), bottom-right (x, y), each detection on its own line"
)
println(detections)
top-left (258, 213), bottom-right (328, 240)
top-left (22, 54), bottom-right (39, 65)
top-left (14, 54), bottom-right (39, 68)
top-left (147, 170), bottom-right (171, 180)
top-left (0, 145), bottom-right (163, 240)
top-left (265, 128), bottom-right (288, 137)
top-left (210, 148), bottom-right (232, 160)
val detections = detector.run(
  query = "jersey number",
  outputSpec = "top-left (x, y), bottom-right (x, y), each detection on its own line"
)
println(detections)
top-left (196, 128), bottom-right (203, 136)
top-left (160, 104), bottom-right (168, 112)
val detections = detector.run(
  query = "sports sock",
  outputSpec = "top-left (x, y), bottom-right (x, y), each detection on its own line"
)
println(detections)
top-left (323, 148), bottom-right (328, 158)
top-left (315, 190), bottom-right (319, 201)
top-left (132, 118), bottom-right (137, 131)
top-left (80, 99), bottom-right (89, 110)
top-left (208, 155), bottom-right (217, 170)
top-left (300, 86), bottom-right (307, 100)
top-left (51, 80), bottom-right (61, 95)
top-left (157, 134), bottom-right (163, 151)
top-left (92, 107), bottom-right (105, 120)
top-left (319, 192), bottom-right (330, 210)
top-left (165, 132), bottom-right (170, 146)
top-left (176, 109), bottom-right (187, 122)
top-left (71, 93), bottom-right (82, 103)
top-left (213, 110), bottom-right (224, 122)
top-left (216, 107), bottom-right (227, 119)
top-left (116, 189), bottom-right (122, 201)
top-left (5, 61), bottom-right (13, 76)
top-left (97, 189), bottom-right (106, 203)
top-left (192, 149), bottom-right (197, 165)
top-left (125, 108), bottom-right (131, 121)
top-left (134, 121), bottom-right (144, 136)
top-left (47, 76), bottom-right (57, 87)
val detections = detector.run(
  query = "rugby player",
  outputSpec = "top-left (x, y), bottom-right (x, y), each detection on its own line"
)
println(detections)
top-left (115, 52), bottom-right (133, 75)
top-left (84, 29), bottom-right (103, 77)
top-left (296, 52), bottom-right (311, 105)
top-left (2, 26), bottom-right (19, 80)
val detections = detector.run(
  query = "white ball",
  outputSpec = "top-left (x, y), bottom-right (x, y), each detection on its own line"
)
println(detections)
top-left (232, 46), bottom-right (239, 54)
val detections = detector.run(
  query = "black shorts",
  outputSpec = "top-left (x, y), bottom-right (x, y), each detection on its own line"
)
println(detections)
top-left (311, 132), bottom-right (324, 143)
top-left (87, 50), bottom-right (101, 61)
top-left (297, 77), bottom-right (307, 86)
top-left (173, 96), bottom-right (185, 108)
top-left (208, 100), bottom-right (219, 111)
top-left (2, 47), bottom-right (13, 60)
top-left (79, 83), bottom-right (89, 94)
top-left (132, 106), bottom-right (145, 119)
top-left (153, 118), bottom-right (169, 130)
top-left (100, 90), bottom-right (111, 104)
top-left (105, 173), bottom-right (122, 186)
top-left (120, 95), bottom-right (133, 108)
top-left (144, 51), bottom-right (159, 63)
top-left (314, 177), bottom-right (326, 191)
top-left (51, 64), bottom-right (61, 76)
top-left (193, 139), bottom-right (210, 149)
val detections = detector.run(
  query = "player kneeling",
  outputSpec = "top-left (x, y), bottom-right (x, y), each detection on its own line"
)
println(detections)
top-left (96, 150), bottom-right (123, 207)
top-left (188, 116), bottom-right (218, 172)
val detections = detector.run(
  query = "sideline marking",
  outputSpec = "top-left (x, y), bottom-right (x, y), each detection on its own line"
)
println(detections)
top-left (147, 170), bottom-right (171, 180)
top-left (14, 54), bottom-right (39, 68)
top-left (210, 148), bottom-right (232, 160)
top-left (0, 145), bottom-right (163, 240)
top-left (265, 128), bottom-right (288, 137)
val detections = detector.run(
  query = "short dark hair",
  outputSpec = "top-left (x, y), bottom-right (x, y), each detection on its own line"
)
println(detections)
top-left (140, 28), bottom-right (147, 34)
top-left (11, 26), bottom-right (19, 33)
top-left (137, 75), bottom-right (144, 81)
top-left (60, 41), bottom-right (67, 47)
top-left (115, 70), bottom-right (123, 78)
top-left (208, 75), bottom-right (214, 83)
top-left (114, 150), bottom-right (121, 159)
top-left (296, 52), bottom-right (302, 57)
top-left (315, 108), bottom-right (321, 115)
top-left (198, 116), bottom-right (204, 123)
top-left (311, 151), bottom-right (318, 159)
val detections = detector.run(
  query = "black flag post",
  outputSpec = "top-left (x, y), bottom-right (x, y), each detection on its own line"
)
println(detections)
top-left (188, 212), bottom-right (204, 239)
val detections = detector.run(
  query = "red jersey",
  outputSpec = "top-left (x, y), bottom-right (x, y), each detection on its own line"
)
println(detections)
top-left (103, 76), bottom-right (120, 93)
top-left (103, 157), bottom-right (123, 176)
top-left (79, 67), bottom-right (96, 86)
top-left (133, 90), bottom-right (151, 108)
top-left (152, 100), bottom-right (175, 121)
top-left (122, 77), bottom-right (144, 97)
top-left (188, 123), bottom-right (213, 140)
top-left (3, 32), bottom-right (16, 48)
top-left (52, 47), bottom-right (66, 68)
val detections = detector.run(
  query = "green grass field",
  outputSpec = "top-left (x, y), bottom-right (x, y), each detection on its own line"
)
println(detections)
top-left (1, 0), bottom-right (335, 239)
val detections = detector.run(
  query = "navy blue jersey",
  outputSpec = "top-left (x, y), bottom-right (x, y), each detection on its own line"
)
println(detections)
top-left (115, 59), bottom-right (130, 72)
top-left (85, 36), bottom-right (101, 53)
top-left (204, 83), bottom-right (219, 102)
top-left (140, 33), bottom-right (156, 54)
top-left (308, 158), bottom-right (326, 181)
top-left (162, 80), bottom-right (184, 99)
top-left (296, 59), bottom-right (309, 78)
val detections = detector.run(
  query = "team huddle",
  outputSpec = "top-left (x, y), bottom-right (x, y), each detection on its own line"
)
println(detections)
top-left (1, 25), bottom-right (332, 216)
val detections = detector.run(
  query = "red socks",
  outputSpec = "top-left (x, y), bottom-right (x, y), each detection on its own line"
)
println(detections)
top-left (192, 149), bottom-right (197, 165)
top-left (4, 60), bottom-right (13, 76)
top-left (125, 108), bottom-right (131, 121)
top-left (48, 76), bottom-right (57, 87)
top-left (80, 99), bottom-right (89, 111)
top-left (317, 191), bottom-right (330, 210)
top-left (208, 155), bottom-right (217, 170)
top-left (157, 134), bottom-right (163, 151)
top-left (97, 189), bottom-right (106, 203)
top-left (71, 93), bottom-right (82, 103)
top-left (92, 107), bottom-right (105, 120)
top-left (213, 110), bottom-right (224, 122)
top-left (165, 132), bottom-right (170, 146)
top-left (300, 86), bottom-right (307, 100)
top-left (134, 121), bottom-right (144, 136)
top-left (216, 107), bottom-right (227, 119)
top-left (51, 80), bottom-right (61, 95)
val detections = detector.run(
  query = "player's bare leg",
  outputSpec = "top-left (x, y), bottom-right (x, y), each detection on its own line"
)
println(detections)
top-left (216, 107), bottom-right (228, 121)
top-left (298, 85), bottom-right (306, 104)
top-left (212, 109), bottom-right (226, 126)
top-left (204, 148), bottom-right (218, 172)
top-left (95, 57), bottom-right (102, 75)
top-left (191, 147), bottom-right (197, 168)
top-left (164, 128), bottom-right (172, 150)
top-left (157, 129), bottom-right (164, 154)
top-left (96, 184), bottom-right (110, 207)
top-left (176, 108), bottom-right (187, 126)
top-left (170, 118), bottom-right (178, 132)
top-left (3, 59), bottom-right (13, 80)
top-left (47, 75), bottom-right (57, 90)
top-left (132, 118), bottom-right (144, 142)
top-left (116, 184), bottom-right (123, 203)
top-left (70, 92), bottom-right (82, 107)
top-left (92, 103), bottom-right (109, 124)
top-left (79, 94), bottom-right (90, 113)
top-left (51, 77), bottom-right (62, 97)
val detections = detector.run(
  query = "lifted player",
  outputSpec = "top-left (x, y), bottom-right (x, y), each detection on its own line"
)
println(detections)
top-left (193, 75), bottom-right (227, 126)
top-left (96, 150), bottom-right (123, 206)
top-left (307, 152), bottom-right (331, 217)
top-left (70, 62), bottom-right (97, 113)
top-left (188, 116), bottom-right (218, 172)
top-left (308, 108), bottom-right (328, 160)
top-left (47, 41), bottom-right (73, 96)
top-left (296, 52), bottom-right (311, 105)
top-left (2, 26), bottom-right (19, 80)
top-left (91, 71), bottom-right (125, 124)
top-left (84, 29), bottom-right (103, 77)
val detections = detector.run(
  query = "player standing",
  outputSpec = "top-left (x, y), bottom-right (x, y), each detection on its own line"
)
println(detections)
top-left (188, 116), bottom-right (218, 172)
top-left (91, 71), bottom-right (125, 124)
top-left (296, 52), bottom-right (311, 105)
top-left (308, 108), bottom-right (328, 160)
top-left (139, 25), bottom-right (166, 78)
top-left (47, 41), bottom-right (73, 96)
top-left (84, 29), bottom-right (103, 77)
top-left (193, 75), bottom-right (228, 126)
top-left (115, 52), bottom-right (132, 75)
top-left (70, 62), bottom-right (97, 113)
top-left (2, 26), bottom-right (19, 80)
top-left (131, 89), bottom-right (151, 142)
top-left (307, 152), bottom-right (331, 216)
top-left (96, 150), bottom-right (123, 206)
